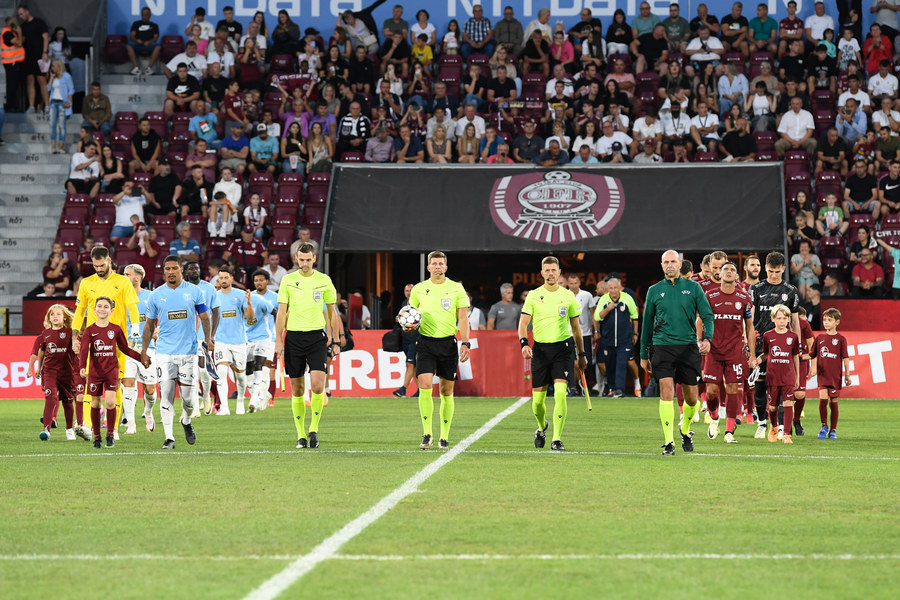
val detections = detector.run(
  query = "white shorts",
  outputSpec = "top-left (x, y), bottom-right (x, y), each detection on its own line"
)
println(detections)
top-left (214, 342), bottom-right (247, 370)
top-left (249, 339), bottom-right (274, 360)
top-left (156, 354), bottom-right (195, 386)
top-left (125, 348), bottom-right (158, 384)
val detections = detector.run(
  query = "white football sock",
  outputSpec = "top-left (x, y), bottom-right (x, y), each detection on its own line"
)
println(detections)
top-left (158, 379), bottom-right (176, 440)
top-left (216, 364), bottom-right (231, 412)
top-left (122, 386), bottom-right (138, 424)
top-left (180, 385), bottom-right (194, 425)
top-left (235, 371), bottom-right (247, 413)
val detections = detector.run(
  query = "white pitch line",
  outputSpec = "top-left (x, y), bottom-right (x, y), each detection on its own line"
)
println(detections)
top-left (2, 448), bottom-right (898, 461)
top-left (2, 552), bottom-right (897, 562)
top-left (333, 553), bottom-right (900, 561)
top-left (241, 396), bottom-right (531, 600)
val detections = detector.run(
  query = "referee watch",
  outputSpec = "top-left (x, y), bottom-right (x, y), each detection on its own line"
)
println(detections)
top-left (460, 341), bottom-right (471, 349)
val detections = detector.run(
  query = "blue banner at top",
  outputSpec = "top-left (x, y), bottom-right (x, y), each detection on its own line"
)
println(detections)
top-left (108, 1), bottom-right (864, 44)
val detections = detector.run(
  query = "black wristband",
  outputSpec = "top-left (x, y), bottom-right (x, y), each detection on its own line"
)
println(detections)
top-left (578, 352), bottom-right (586, 358)
top-left (520, 337), bottom-right (529, 348)
top-left (331, 341), bottom-right (341, 347)
top-left (460, 341), bottom-right (471, 348)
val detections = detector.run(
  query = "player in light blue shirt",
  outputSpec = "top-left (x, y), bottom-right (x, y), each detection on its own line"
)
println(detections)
top-left (247, 268), bottom-right (279, 411)
top-left (142, 256), bottom-right (211, 450)
top-left (123, 264), bottom-right (159, 434)
top-left (184, 261), bottom-right (221, 416)
top-left (213, 266), bottom-right (254, 414)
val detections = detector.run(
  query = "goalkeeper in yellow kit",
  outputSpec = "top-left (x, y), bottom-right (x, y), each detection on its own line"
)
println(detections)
top-left (72, 246), bottom-right (140, 434)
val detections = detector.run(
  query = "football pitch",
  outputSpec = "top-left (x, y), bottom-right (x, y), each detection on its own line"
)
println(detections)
top-left (1, 396), bottom-right (897, 599)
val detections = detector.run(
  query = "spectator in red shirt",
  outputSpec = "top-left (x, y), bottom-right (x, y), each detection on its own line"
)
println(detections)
top-left (222, 225), bottom-right (268, 285)
top-left (862, 23), bottom-right (891, 76)
top-left (851, 248), bottom-right (885, 296)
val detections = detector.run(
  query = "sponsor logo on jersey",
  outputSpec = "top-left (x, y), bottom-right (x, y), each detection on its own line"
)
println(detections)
top-left (167, 310), bottom-right (188, 320)
top-left (489, 171), bottom-right (625, 245)
top-left (222, 310), bottom-right (238, 318)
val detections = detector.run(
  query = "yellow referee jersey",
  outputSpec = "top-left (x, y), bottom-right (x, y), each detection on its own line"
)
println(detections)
top-left (73, 272), bottom-right (140, 333)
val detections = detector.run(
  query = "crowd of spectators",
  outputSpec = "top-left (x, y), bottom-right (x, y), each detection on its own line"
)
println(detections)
top-left (35, 2), bottom-right (900, 300)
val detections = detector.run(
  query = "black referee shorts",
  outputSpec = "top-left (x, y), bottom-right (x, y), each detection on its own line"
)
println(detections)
top-left (649, 344), bottom-right (702, 386)
top-left (415, 335), bottom-right (458, 381)
top-left (532, 339), bottom-right (574, 388)
top-left (284, 330), bottom-right (328, 378)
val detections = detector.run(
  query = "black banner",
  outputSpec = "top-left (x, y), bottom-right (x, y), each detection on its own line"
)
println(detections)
top-left (325, 164), bottom-right (785, 253)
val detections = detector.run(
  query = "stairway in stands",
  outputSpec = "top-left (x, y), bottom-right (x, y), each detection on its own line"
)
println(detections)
top-left (0, 57), bottom-right (166, 333)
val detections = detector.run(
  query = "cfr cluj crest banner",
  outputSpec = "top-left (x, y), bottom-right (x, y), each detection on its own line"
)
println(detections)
top-left (325, 164), bottom-right (785, 254)
top-left (490, 171), bottom-right (625, 245)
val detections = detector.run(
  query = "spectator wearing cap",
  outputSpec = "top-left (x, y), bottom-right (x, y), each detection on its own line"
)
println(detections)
top-left (571, 144), bottom-right (600, 164)
top-left (249, 123), bottom-right (279, 173)
top-left (534, 139), bottom-right (568, 166)
top-left (223, 225), bottom-right (269, 285)
top-left (169, 221), bottom-right (201, 262)
top-left (188, 99), bottom-right (221, 150)
top-left (513, 119), bottom-right (544, 163)
top-left (365, 126), bottom-right (395, 162)
top-left (219, 122), bottom-right (250, 174)
top-left (146, 159), bottom-right (182, 217)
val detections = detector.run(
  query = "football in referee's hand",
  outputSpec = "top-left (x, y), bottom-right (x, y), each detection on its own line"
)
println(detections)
top-left (397, 305), bottom-right (422, 331)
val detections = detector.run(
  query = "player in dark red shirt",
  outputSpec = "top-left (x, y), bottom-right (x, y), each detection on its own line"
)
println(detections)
top-left (35, 305), bottom-right (80, 442)
top-left (754, 305), bottom-right (800, 444)
top-left (810, 308), bottom-right (851, 440)
top-left (78, 297), bottom-right (146, 448)
top-left (739, 255), bottom-right (761, 422)
top-left (703, 262), bottom-right (754, 443)
top-left (793, 307), bottom-right (816, 435)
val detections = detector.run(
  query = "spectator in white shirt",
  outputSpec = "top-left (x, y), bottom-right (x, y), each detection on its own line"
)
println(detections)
top-left (631, 109), bottom-right (663, 154)
top-left (775, 96), bottom-right (817, 157)
top-left (867, 59), bottom-right (898, 99)
top-left (206, 32), bottom-right (235, 78)
top-left (872, 95), bottom-right (900, 136)
top-left (660, 104), bottom-right (693, 151)
top-left (240, 21), bottom-right (267, 51)
top-left (164, 41), bottom-right (208, 80)
top-left (185, 7), bottom-right (215, 41)
top-left (804, 1), bottom-right (834, 45)
top-left (454, 104), bottom-right (486, 138)
top-left (838, 74), bottom-right (872, 113)
top-left (66, 142), bottom-right (101, 198)
top-left (690, 100), bottom-right (721, 153)
top-left (596, 120), bottom-right (633, 158)
top-left (212, 166), bottom-right (242, 213)
top-left (264, 253), bottom-right (287, 292)
top-left (544, 64), bottom-right (574, 99)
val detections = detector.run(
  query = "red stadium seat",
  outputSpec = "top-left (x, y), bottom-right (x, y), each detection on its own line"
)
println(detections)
top-left (90, 212), bottom-right (114, 229)
top-left (785, 171), bottom-right (812, 201)
top-left (307, 172), bottom-right (330, 189)
top-left (340, 151), bottom-right (364, 162)
top-left (167, 130), bottom-right (190, 152)
top-left (821, 257), bottom-right (848, 277)
top-left (753, 131), bottom-right (776, 150)
top-left (132, 172), bottom-right (153, 190)
top-left (64, 193), bottom-right (90, 209)
top-left (694, 152), bottom-right (719, 163)
top-left (94, 193), bottom-right (116, 208)
top-left (205, 237), bottom-right (229, 260)
top-left (110, 130), bottom-right (131, 155)
top-left (848, 213), bottom-right (875, 235)
top-left (466, 53), bottom-right (490, 69)
top-left (160, 35), bottom-right (185, 64)
top-left (145, 111), bottom-right (168, 138)
top-left (607, 53), bottom-right (632, 71)
top-left (56, 227), bottom-right (84, 251)
top-left (755, 150), bottom-right (778, 161)
top-left (750, 51), bottom-right (773, 66)
top-left (115, 249), bottom-right (139, 266)
top-left (881, 213), bottom-right (900, 232)
top-left (59, 206), bottom-right (88, 227)
top-left (304, 205), bottom-right (325, 226)
top-left (171, 112), bottom-right (192, 132)
top-left (278, 171), bottom-right (303, 192)
top-left (269, 54), bottom-right (294, 73)
top-left (103, 35), bottom-right (128, 64)
top-left (268, 233), bottom-right (293, 255)
top-left (819, 236), bottom-right (847, 259)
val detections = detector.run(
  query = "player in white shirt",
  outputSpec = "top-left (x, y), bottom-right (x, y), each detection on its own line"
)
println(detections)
top-left (214, 266), bottom-right (254, 415)
top-left (247, 269), bottom-right (278, 412)
top-left (122, 264), bottom-right (158, 434)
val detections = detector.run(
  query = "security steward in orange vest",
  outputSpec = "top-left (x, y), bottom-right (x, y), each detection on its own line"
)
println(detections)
top-left (2, 16), bottom-right (25, 112)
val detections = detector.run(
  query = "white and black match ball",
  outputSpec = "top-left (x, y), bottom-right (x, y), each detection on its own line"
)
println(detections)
top-left (397, 305), bottom-right (422, 330)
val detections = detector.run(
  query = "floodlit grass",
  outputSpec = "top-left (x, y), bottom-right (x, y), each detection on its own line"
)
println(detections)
top-left (1, 396), bottom-right (897, 599)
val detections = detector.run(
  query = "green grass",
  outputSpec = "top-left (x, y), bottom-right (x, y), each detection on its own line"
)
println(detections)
top-left (1, 396), bottom-right (898, 600)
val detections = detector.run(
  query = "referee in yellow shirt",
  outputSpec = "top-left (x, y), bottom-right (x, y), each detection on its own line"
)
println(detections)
top-left (408, 251), bottom-right (471, 450)
top-left (518, 256), bottom-right (586, 451)
top-left (73, 246), bottom-right (140, 433)
top-left (275, 243), bottom-right (341, 449)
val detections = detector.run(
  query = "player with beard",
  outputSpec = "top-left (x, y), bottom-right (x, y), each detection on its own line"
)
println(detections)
top-left (696, 250), bottom-right (728, 423)
top-left (213, 267), bottom-right (255, 416)
top-left (739, 255), bottom-right (762, 422)
top-left (702, 262), bottom-right (754, 442)
top-left (246, 269), bottom-right (278, 412)
top-left (183, 261), bottom-right (220, 416)
top-left (122, 264), bottom-right (158, 434)
top-left (748, 251), bottom-right (801, 440)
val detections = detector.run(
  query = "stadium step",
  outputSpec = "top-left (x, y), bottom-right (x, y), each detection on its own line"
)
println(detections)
top-left (0, 193), bottom-right (69, 207)
top-left (0, 236), bottom-right (62, 251)
top-left (0, 281), bottom-right (36, 297)
top-left (1, 132), bottom-right (80, 145)
top-left (0, 153), bottom-right (71, 166)
top-left (0, 224), bottom-right (60, 239)
top-left (0, 175), bottom-right (68, 187)
top-left (0, 205), bottom-right (61, 218)
top-left (0, 183), bottom-right (66, 196)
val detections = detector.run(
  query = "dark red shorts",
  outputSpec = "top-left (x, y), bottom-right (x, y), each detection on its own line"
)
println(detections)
top-left (703, 354), bottom-right (743, 384)
top-left (819, 386), bottom-right (841, 398)
top-left (798, 359), bottom-right (810, 391)
top-left (87, 373), bottom-right (118, 396)
top-left (766, 385), bottom-right (794, 407)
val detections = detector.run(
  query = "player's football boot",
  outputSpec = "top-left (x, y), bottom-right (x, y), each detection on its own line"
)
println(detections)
top-left (767, 426), bottom-right (778, 443)
top-left (817, 425), bottom-right (829, 439)
top-left (707, 419), bottom-right (720, 440)
top-left (93, 438), bottom-right (102, 449)
top-left (145, 412), bottom-right (155, 433)
top-left (550, 440), bottom-right (565, 451)
top-left (309, 431), bottom-right (319, 449)
top-left (534, 420), bottom-right (548, 448)
top-left (724, 432), bottom-right (737, 444)
top-left (794, 421), bottom-right (804, 436)
top-left (755, 423), bottom-right (767, 439)
top-left (296, 438), bottom-right (308, 449)
top-left (828, 429), bottom-right (838, 440)
top-left (661, 442), bottom-right (675, 456)
top-left (125, 423), bottom-right (137, 434)
top-left (65, 428), bottom-right (76, 441)
top-left (782, 434), bottom-right (793, 444)
top-left (113, 429), bottom-right (119, 441)
top-left (392, 386), bottom-right (406, 397)
top-left (38, 429), bottom-right (50, 441)
top-left (419, 434), bottom-right (433, 450)
top-left (182, 421), bottom-right (196, 445)
top-left (162, 439), bottom-right (175, 450)
top-left (106, 434), bottom-right (115, 447)
top-left (439, 438), bottom-right (449, 450)
top-left (681, 432), bottom-right (694, 452)
top-left (776, 425), bottom-right (784, 441)
top-left (74, 425), bottom-right (91, 440)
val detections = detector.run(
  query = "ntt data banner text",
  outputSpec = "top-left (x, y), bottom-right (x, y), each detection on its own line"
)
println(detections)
top-left (325, 164), bottom-right (785, 253)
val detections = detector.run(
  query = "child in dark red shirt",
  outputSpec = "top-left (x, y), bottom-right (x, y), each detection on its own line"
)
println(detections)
top-left (794, 306), bottom-right (816, 435)
top-left (35, 305), bottom-right (79, 442)
top-left (810, 308), bottom-right (851, 439)
top-left (755, 304), bottom-right (800, 444)
top-left (78, 297), bottom-right (145, 449)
